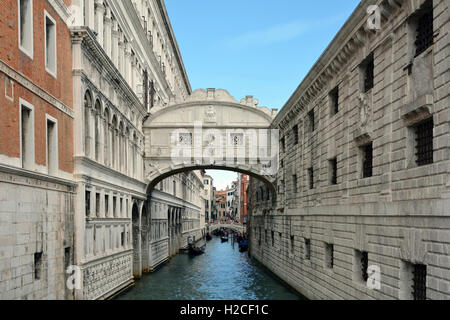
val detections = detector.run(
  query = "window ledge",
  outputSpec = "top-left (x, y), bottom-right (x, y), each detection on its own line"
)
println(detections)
top-left (402, 94), bottom-right (433, 126)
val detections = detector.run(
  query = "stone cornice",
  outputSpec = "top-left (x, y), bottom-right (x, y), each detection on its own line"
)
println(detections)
top-left (47, 0), bottom-right (72, 26)
top-left (0, 59), bottom-right (74, 118)
top-left (155, 0), bottom-right (192, 94)
top-left (0, 163), bottom-right (77, 190)
top-left (273, 0), bottom-right (404, 130)
top-left (151, 189), bottom-right (202, 211)
top-left (119, 0), bottom-right (179, 99)
top-left (70, 27), bottom-right (147, 118)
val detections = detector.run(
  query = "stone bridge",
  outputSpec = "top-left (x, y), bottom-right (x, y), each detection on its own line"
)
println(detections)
top-left (143, 88), bottom-right (280, 194)
top-left (207, 223), bottom-right (246, 234)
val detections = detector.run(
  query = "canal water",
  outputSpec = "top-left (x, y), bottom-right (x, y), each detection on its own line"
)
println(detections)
top-left (115, 236), bottom-right (304, 300)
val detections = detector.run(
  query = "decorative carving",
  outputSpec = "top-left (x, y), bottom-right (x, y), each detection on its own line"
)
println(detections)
top-left (204, 106), bottom-right (217, 123)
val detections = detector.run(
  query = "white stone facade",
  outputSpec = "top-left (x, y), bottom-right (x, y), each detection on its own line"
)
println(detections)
top-left (249, 0), bottom-right (449, 300)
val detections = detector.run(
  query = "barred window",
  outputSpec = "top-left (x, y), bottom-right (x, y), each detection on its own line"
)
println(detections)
top-left (415, 0), bottom-right (433, 57)
top-left (415, 118), bottom-right (434, 166)
top-left (293, 175), bottom-right (298, 193)
top-left (308, 109), bottom-right (315, 132)
top-left (308, 167), bottom-right (314, 189)
top-left (305, 238), bottom-right (311, 260)
top-left (360, 53), bottom-right (375, 93)
top-left (330, 86), bottom-right (339, 116)
top-left (413, 264), bottom-right (427, 300)
top-left (293, 125), bottom-right (299, 145)
top-left (325, 243), bottom-right (334, 269)
top-left (355, 250), bottom-right (369, 282)
top-left (362, 143), bottom-right (373, 178)
top-left (85, 191), bottom-right (91, 217)
top-left (329, 158), bottom-right (337, 185)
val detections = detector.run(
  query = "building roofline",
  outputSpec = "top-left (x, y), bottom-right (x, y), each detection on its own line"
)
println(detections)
top-left (156, 0), bottom-right (192, 95)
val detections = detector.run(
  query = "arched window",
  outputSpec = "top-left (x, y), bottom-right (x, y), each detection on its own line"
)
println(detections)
top-left (125, 127), bottom-right (130, 175)
top-left (84, 91), bottom-right (93, 157)
top-left (133, 132), bottom-right (138, 178)
top-left (103, 108), bottom-right (110, 166)
top-left (119, 121), bottom-right (124, 172)
top-left (94, 99), bottom-right (101, 161)
top-left (111, 115), bottom-right (118, 169)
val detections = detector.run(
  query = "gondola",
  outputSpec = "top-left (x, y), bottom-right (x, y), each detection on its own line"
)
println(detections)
top-left (221, 236), bottom-right (228, 243)
top-left (206, 233), bottom-right (212, 241)
top-left (239, 239), bottom-right (248, 252)
top-left (188, 244), bottom-right (205, 256)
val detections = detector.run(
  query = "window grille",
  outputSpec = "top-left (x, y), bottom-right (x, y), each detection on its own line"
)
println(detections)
top-left (364, 56), bottom-right (374, 92)
top-left (308, 110), bottom-right (315, 132)
top-left (305, 239), bottom-right (311, 260)
top-left (293, 125), bottom-right (299, 145)
top-left (361, 252), bottom-right (369, 282)
top-left (331, 87), bottom-right (339, 115)
top-left (308, 168), bottom-right (314, 189)
top-left (362, 143), bottom-right (373, 178)
top-left (415, 118), bottom-right (434, 166)
top-left (330, 158), bottom-right (337, 185)
top-left (412, 264), bottom-right (427, 300)
top-left (415, 1), bottom-right (433, 57)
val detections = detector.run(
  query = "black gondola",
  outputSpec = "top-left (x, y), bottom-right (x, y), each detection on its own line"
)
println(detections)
top-left (221, 236), bottom-right (228, 242)
top-left (206, 233), bottom-right (212, 241)
top-left (239, 239), bottom-right (248, 252)
top-left (188, 244), bottom-right (205, 256)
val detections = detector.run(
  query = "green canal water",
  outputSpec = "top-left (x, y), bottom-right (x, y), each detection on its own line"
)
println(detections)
top-left (115, 236), bottom-right (304, 300)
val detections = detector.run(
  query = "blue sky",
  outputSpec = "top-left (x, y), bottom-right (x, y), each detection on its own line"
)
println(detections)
top-left (165, 0), bottom-right (360, 189)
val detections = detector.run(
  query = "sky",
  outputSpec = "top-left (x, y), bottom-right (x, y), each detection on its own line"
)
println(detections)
top-left (164, 0), bottom-right (361, 189)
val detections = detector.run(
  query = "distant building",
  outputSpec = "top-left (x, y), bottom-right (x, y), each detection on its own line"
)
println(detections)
top-left (202, 173), bottom-right (214, 223)
top-left (238, 174), bottom-right (249, 224)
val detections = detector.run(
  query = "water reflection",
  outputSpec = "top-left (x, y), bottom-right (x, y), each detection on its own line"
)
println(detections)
top-left (116, 236), bottom-right (304, 300)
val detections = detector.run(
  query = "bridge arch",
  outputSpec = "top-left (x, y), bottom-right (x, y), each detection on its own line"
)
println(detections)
top-left (143, 89), bottom-right (279, 195)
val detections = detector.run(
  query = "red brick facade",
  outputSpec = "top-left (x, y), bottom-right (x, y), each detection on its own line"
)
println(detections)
top-left (0, 0), bottom-right (73, 173)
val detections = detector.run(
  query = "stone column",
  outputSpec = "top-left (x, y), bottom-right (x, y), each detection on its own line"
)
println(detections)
top-left (131, 57), bottom-right (137, 93)
top-left (118, 33), bottom-right (124, 75)
top-left (111, 20), bottom-right (119, 67)
top-left (124, 43), bottom-right (131, 85)
top-left (103, 6), bottom-right (112, 58)
top-left (94, 0), bottom-right (105, 47)
top-left (84, 0), bottom-right (95, 30)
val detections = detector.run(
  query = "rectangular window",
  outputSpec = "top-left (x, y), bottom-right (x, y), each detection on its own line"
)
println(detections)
top-left (361, 53), bottom-right (374, 93)
top-left (293, 175), bottom-right (297, 193)
top-left (325, 243), bottom-right (334, 269)
top-left (414, 0), bottom-right (433, 57)
top-left (34, 252), bottom-right (42, 280)
top-left (271, 231), bottom-right (274, 247)
top-left (85, 191), bottom-right (91, 217)
top-left (308, 167), bottom-right (314, 189)
top-left (330, 86), bottom-right (339, 116)
top-left (113, 196), bottom-right (117, 217)
top-left (308, 109), bottom-right (315, 132)
top-left (120, 198), bottom-right (123, 216)
top-left (44, 12), bottom-right (57, 77)
top-left (64, 247), bottom-right (71, 270)
top-left (280, 136), bottom-right (285, 153)
top-left (290, 235), bottom-right (295, 255)
top-left (121, 231), bottom-right (125, 247)
top-left (413, 264), bottom-right (427, 300)
top-left (305, 238), bottom-right (311, 260)
top-left (293, 125), bottom-right (299, 145)
top-left (105, 194), bottom-right (109, 216)
top-left (354, 250), bottom-right (369, 283)
top-left (362, 143), bottom-right (373, 178)
top-left (19, 0), bottom-right (33, 58)
top-left (401, 261), bottom-right (427, 300)
top-left (329, 158), bottom-right (337, 185)
top-left (46, 117), bottom-right (57, 175)
top-left (95, 193), bottom-right (100, 216)
top-left (414, 118), bottom-right (434, 166)
top-left (21, 100), bottom-right (34, 170)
